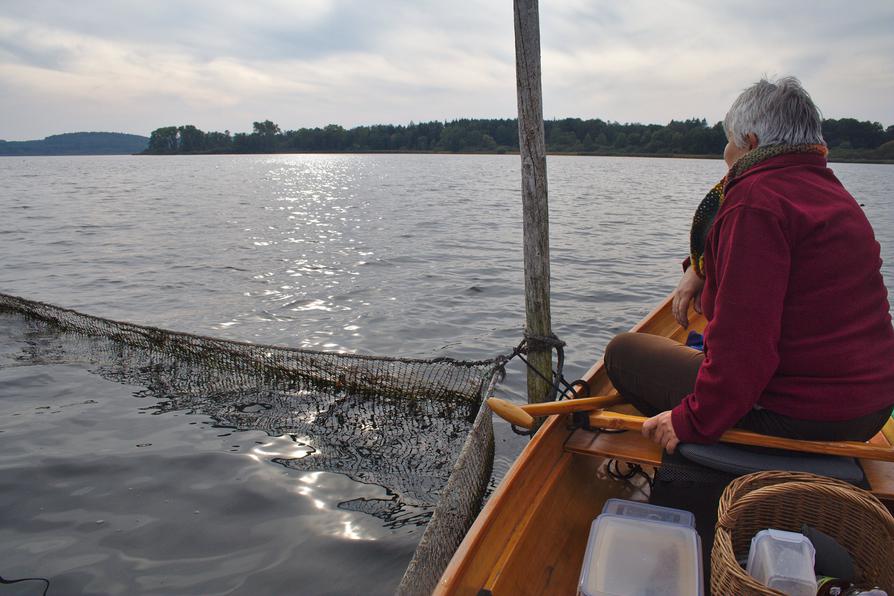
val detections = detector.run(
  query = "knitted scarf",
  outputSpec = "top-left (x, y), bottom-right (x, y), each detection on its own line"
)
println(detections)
top-left (688, 143), bottom-right (828, 277)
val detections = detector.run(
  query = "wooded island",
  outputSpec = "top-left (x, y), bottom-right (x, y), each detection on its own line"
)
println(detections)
top-left (145, 117), bottom-right (894, 161)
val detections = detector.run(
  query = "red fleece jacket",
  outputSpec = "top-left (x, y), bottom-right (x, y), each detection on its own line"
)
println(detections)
top-left (671, 153), bottom-right (894, 443)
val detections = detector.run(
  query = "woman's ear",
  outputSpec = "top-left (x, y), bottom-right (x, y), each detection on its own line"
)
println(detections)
top-left (746, 133), bottom-right (759, 150)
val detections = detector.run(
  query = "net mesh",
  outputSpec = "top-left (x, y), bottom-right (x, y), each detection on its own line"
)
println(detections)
top-left (0, 292), bottom-right (503, 595)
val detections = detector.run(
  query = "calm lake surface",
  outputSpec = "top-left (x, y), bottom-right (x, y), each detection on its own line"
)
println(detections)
top-left (2, 154), bottom-right (893, 594)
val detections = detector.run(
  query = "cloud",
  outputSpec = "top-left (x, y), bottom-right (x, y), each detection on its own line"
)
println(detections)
top-left (0, 0), bottom-right (892, 140)
top-left (539, 0), bottom-right (894, 123)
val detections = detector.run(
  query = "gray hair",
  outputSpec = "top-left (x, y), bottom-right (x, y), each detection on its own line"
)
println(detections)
top-left (723, 76), bottom-right (825, 148)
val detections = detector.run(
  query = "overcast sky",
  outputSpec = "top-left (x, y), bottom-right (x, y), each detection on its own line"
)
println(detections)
top-left (1, 0), bottom-right (892, 140)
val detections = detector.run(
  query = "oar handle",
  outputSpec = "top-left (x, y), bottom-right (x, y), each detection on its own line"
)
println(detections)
top-left (487, 395), bottom-right (624, 430)
top-left (588, 411), bottom-right (894, 463)
top-left (487, 398), bottom-right (535, 429)
top-left (521, 395), bottom-right (623, 416)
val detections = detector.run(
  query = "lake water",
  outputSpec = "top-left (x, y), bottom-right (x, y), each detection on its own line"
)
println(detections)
top-left (1, 154), bottom-right (893, 594)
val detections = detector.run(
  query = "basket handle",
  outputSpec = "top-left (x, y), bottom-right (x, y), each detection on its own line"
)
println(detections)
top-left (717, 480), bottom-right (894, 531)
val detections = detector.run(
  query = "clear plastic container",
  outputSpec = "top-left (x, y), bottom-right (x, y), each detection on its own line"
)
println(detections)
top-left (578, 514), bottom-right (703, 596)
top-left (601, 498), bottom-right (695, 528)
top-left (746, 529), bottom-right (817, 596)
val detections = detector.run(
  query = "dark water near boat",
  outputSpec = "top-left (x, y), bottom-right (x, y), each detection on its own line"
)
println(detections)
top-left (1, 154), bottom-right (893, 594)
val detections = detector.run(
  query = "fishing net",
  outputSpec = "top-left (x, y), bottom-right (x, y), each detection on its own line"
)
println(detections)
top-left (0, 292), bottom-right (504, 595)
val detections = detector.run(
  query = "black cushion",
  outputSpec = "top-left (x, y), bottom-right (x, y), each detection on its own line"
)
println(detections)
top-left (677, 442), bottom-right (866, 485)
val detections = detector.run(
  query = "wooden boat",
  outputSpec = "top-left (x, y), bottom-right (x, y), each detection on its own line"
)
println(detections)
top-left (434, 292), bottom-right (894, 595)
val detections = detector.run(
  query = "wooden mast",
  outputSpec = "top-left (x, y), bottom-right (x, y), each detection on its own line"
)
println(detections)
top-left (514, 0), bottom-right (553, 405)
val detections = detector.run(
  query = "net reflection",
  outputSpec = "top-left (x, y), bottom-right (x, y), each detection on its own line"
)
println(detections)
top-left (2, 313), bottom-right (479, 522)
top-left (0, 294), bottom-right (500, 593)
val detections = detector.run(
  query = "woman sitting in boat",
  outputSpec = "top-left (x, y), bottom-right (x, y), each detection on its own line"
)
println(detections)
top-left (605, 76), bottom-right (894, 454)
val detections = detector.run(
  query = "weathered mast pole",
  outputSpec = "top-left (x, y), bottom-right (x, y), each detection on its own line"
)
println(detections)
top-left (514, 0), bottom-right (553, 405)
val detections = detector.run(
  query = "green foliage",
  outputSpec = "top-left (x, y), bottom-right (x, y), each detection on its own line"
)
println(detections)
top-left (822, 118), bottom-right (886, 149)
top-left (148, 127), bottom-right (178, 153)
top-left (177, 125), bottom-right (205, 153)
top-left (141, 116), bottom-right (893, 160)
top-left (252, 120), bottom-right (281, 136)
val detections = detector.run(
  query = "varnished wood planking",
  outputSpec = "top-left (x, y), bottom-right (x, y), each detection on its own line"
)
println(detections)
top-left (486, 454), bottom-right (634, 595)
top-left (864, 431), bottom-right (894, 502)
top-left (437, 293), bottom-right (693, 594)
top-left (481, 453), bottom-right (573, 590)
top-left (863, 459), bottom-right (894, 502)
top-left (565, 427), bottom-right (663, 466)
top-left (439, 291), bottom-right (894, 593)
top-left (433, 413), bottom-right (573, 595)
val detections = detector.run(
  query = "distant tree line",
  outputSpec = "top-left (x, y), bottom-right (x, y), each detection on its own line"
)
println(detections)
top-left (0, 132), bottom-right (149, 156)
top-left (145, 117), bottom-right (894, 160)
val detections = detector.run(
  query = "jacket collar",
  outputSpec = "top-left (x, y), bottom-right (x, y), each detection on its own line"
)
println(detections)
top-left (726, 152), bottom-right (827, 192)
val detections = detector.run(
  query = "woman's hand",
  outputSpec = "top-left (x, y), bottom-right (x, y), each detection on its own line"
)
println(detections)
top-left (672, 266), bottom-right (705, 328)
top-left (642, 411), bottom-right (680, 454)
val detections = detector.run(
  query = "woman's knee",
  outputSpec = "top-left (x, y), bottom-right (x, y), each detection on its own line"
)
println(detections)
top-left (604, 332), bottom-right (701, 412)
top-left (604, 332), bottom-right (651, 394)
top-left (604, 332), bottom-right (641, 371)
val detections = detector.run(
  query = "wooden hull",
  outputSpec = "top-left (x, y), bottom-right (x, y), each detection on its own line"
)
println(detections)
top-left (436, 293), bottom-right (894, 595)
top-left (434, 294), bottom-right (705, 595)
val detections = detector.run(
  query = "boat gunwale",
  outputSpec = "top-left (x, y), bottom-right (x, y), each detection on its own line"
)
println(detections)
top-left (435, 291), bottom-right (894, 593)
top-left (434, 293), bottom-right (679, 594)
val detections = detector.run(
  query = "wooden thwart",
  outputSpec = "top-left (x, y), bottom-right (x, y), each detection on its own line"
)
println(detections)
top-left (564, 422), bottom-right (894, 501)
top-left (564, 427), bottom-right (662, 467)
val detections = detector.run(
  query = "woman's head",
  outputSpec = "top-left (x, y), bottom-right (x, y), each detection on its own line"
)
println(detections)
top-left (722, 76), bottom-right (825, 164)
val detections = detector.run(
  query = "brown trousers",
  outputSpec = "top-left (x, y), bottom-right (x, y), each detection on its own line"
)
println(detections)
top-left (604, 332), bottom-right (892, 442)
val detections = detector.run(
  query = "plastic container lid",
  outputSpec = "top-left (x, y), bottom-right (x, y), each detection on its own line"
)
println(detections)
top-left (601, 498), bottom-right (695, 528)
top-left (578, 515), bottom-right (703, 596)
top-left (746, 529), bottom-right (817, 596)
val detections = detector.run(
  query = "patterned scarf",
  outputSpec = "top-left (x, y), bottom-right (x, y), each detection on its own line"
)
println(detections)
top-left (688, 143), bottom-right (828, 277)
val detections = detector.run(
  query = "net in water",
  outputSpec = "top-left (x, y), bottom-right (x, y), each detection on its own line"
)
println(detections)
top-left (0, 292), bottom-right (504, 595)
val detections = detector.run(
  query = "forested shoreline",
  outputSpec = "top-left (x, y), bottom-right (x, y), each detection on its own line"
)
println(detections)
top-left (145, 117), bottom-right (894, 161)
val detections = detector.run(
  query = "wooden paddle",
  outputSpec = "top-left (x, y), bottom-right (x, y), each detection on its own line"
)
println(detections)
top-left (486, 395), bottom-right (624, 429)
top-left (486, 397), bottom-right (894, 462)
top-left (589, 411), bottom-right (894, 463)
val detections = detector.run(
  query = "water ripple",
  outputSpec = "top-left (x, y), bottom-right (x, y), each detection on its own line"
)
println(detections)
top-left (1, 154), bottom-right (892, 593)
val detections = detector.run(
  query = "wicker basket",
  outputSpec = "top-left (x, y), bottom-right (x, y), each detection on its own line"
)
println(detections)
top-left (711, 471), bottom-right (894, 595)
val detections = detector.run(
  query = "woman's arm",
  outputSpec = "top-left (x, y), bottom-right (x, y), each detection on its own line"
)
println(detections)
top-left (670, 204), bottom-right (790, 443)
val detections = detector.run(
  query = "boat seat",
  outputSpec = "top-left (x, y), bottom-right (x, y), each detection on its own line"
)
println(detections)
top-left (564, 427), bottom-right (894, 502)
top-left (676, 443), bottom-right (865, 484)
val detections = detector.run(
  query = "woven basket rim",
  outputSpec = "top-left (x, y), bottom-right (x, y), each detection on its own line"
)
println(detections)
top-left (712, 471), bottom-right (894, 596)
top-left (718, 480), bottom-right (894, 532)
